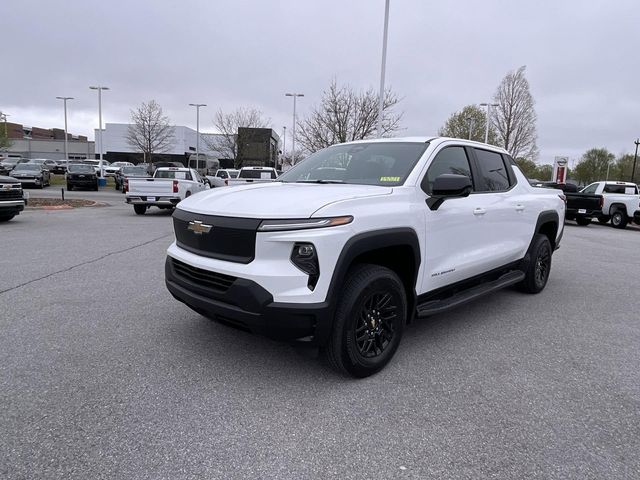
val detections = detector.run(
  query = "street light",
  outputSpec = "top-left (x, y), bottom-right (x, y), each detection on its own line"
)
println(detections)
top-left (632, 138), bottom-right (639, 183)
top-left (377, 0), bottom-right (391, 138)
top-left (466, 116), bottom-right (474, 140)
top-left (479, 102), bottom-right (499, 144)
top-left (281, 126), bottom-right (286, 166)
top-left (189, 103), bottom-right (206, 170)
top-left (56, 97), bottom-right (73, 162)
top-left (285, 93), bottom-right (304, 164)
top-left (89, 85), bottom-right (109, 178)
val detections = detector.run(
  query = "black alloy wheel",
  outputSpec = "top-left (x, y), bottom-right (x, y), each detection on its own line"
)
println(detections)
top-left (518, 234), bottom-right (552, 294)
top-left (324, 264), bottom-right (406, 378)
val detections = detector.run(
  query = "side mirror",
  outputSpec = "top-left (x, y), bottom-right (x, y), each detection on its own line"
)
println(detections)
top-left (426, 174), bottom-right (472, 211)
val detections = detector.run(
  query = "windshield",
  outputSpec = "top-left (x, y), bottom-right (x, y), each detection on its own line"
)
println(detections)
top-left (278, 142), bottom-right (429, 186)
top-left (14, 164), bottom-right (40, 171)
top-left (122, 166), bottom-right (147, 175)
top-left (68, 164), bottom-right (95, 173)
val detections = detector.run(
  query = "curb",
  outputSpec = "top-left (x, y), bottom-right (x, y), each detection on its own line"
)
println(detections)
top-left (26, 200), bottom-right (107, 210)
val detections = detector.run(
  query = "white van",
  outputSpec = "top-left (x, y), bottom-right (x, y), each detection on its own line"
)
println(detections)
top-left (187, 153), bottom-right (220, 176)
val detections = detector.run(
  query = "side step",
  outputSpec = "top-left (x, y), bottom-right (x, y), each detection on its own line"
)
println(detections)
top-left (416, 270), bottom-right (525, 318)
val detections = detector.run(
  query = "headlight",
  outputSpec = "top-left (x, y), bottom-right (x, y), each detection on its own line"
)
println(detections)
top-left (257, 215), bottom-right (353, 232)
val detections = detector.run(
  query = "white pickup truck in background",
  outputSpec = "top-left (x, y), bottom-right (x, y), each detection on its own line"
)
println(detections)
top-left (581, 181), bottom-right (640, 228)
top-left (226, 166), bottom-right (278, 186)
top-left (125, 167), bottom-right (209, 215)
top-left (206, 168), bottom-right (240, 187)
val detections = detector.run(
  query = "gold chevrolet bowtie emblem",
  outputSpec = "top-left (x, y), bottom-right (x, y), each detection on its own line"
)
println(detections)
top-left (187, 220), bottom-right (212, 235)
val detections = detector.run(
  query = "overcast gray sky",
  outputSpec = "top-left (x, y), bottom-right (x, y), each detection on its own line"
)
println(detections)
top-left (3, 0), bottom-right (639, 165)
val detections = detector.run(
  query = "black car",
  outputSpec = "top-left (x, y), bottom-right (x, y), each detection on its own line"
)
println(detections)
top-left (0, 158), bottom-right (28, 176)
top-left (114, 165), bottom-right (150, 191)
top-left (10, 163), bottom-right (51, 188)
top-left (0, 175), bottom-right (26, 222)
top-left (66, 163), bottom-right (98, 191)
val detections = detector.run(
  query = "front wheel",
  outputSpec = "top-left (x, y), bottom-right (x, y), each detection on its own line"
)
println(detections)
top-left (0, 214), bottom-right (15, 222)
top-left (575, 216), bottom-right (591, 226)
top-left (67, 184), bottom-right (73, 191)
top-left (133, 205), bottom-right (147, 215)
top-left (611, 210), bottom-right (628, 229)
top-left (323, 264), bottom-right (406, 378)
top-left (518, 234), bottom-right (552, 294)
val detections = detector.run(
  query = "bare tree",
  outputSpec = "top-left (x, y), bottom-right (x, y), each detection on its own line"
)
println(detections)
top-left (126, 100), bottom-right (174, 165)
top-left (492, 66), bottom-right (538, 160)
top-left (297, 80), bottom-right (402, 153)
top-left (204, 107), bottom-right (270, 166)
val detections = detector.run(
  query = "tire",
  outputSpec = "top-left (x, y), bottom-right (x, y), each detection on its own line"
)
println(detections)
top-left (94, 182), bottom-right (99, 191)
top-left (575, 216), bottom-right (591, 226)
top-left (323, 264), bottom-right (406, 378)
top-left (185, 191), bottom-right (191, 198)
top-left (597, 216), bottom-right (610, 224)
top-left (518, 234), bottom-right (552, 294)
top-left (611, 210), bottom-right (628, 229)
top-left (0, 214), bottom-right (15, 222)
top-left (67, 184), bottom-right (73, 191)
top-left (133, 205), bottom-right (147, 215)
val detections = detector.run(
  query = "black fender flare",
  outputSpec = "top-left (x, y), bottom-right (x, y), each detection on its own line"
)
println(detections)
top-left (315, 228), bottom-right (421, 343)
top-left (526, 210), bottom-right (560, 263)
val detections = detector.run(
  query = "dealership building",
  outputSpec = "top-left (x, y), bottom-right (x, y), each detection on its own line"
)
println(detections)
top-left (1, 122), bottom-right (95, 160)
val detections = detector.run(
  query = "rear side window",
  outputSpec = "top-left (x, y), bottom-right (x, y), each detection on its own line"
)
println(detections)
top-left (422, 146), bottom-right (473, 194)
top-left (474, 149), bottom-right (511, 192)
top-left (603, 184), bottom-right (638, 194)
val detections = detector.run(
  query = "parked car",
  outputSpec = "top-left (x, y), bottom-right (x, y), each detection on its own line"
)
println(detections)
top-left (66, 163), bottom-right (98, 191)
top-left (532, 181), bottom-right (603, 225)
top-left (207, 168), bottom-right (240, 187)
top-left (104, 161), bottom-right (134, 177)
top-left (165, 137), bottom-right (565, 377)
top-left (27, 158), bottom-right (59, 173)
top-left (81, 159), bottom-right (111, 175)
top-left (10, 163), bottom-right (51, 188)
top-left (579, 181), bottom-right (640, 228)
top-left (115, 165), bottom-right (150, 191)
top-left (0, 175), bottom-right (27, 222)
top-left (226, 166), bottom-right (279, 186)
top-left (0, 158), bottom-right (28, 175)
top-left (126, 167), bottom-right (209, 215)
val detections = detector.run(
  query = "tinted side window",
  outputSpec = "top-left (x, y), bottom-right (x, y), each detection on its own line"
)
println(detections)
top-left (474, 149), bottom-right (511, 191)
top-left (422, 147), bottom-right (473, 194)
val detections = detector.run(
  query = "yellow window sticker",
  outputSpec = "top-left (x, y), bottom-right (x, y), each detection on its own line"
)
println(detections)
top-left (380, 176), bottom-right (400, 182)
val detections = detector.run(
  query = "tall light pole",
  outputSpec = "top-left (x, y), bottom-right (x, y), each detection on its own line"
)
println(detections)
top-left (377, 0), bottom-right (391, 138)
top-left (631, 138), bottom-right (639, 183)
top-left (189, 103), bottom-right (206, 169)
top-left (466, 116), bottom-right (474, 140)
top-left (89, 85), bottom-right (109, 178)
top-left (281, 126), bottom-right (286, 165)
top-left (56, 96), bottom-right (73, 162)
top-left (285, 93), bottom-right (303, 164)
top-left (479, 102), bottom-right (499, 144)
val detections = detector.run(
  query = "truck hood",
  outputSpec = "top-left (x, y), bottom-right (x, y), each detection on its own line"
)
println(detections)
top-left (177, 182), bottom-right (393, 218)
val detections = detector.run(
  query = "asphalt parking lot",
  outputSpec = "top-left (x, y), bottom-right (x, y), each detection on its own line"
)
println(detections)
top-left (1, 195), bottom-right (639, 479)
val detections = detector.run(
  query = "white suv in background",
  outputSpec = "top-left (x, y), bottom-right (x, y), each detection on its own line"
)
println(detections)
top-left (165, 137), bottom-right (565, 377)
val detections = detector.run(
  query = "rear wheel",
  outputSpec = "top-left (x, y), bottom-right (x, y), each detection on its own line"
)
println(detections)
top-left (611, 210), bottom-right (628, 229)
top-left (133, 205), bottom-right (147, 215)
top-left (575, 216), bottom-right (591, 226)
top-left (324, 264), bottom-right (406, 378)
top-left (518, 234), bottom-right (552, 294)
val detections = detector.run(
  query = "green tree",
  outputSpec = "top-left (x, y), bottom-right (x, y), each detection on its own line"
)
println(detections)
top-left (574, 148), bottom-right (615, 184)
top-left (614, 153), bottom-right (635, 181)
top-left (438, 104), bottom-right (497, 144)
top-left (536, 164), bottom-right (553, 181)
top-left (0, 122), bottom-right (11, 151)
top-left (514, 158), bottom-right (538, 179)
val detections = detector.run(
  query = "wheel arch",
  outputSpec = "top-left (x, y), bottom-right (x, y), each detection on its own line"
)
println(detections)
top-left (534, 210), bottom-right (559, 250)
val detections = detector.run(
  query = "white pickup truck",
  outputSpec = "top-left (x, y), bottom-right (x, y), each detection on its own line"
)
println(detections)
top-left (580, 181), bottom-right (640, 228)
top-left (125, 167), bottom-right (208, 215)
top-left (226, 166), bottom-right (278, 186)
top-left (206, 168), bottom-right (240, 188)
top-left (165, 137), bottom-right (565, 377)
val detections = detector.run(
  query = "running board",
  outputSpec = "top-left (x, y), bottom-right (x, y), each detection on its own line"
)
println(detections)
top-left (416, 270), bottom-right (525, 318)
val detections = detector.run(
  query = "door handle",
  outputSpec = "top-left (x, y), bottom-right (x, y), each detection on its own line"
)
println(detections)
top-left (515, 204), bottom-right (525, 212)
top-left (473, 208), bottom-right (486, 216)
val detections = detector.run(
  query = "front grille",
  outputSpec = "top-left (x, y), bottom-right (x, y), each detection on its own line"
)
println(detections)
top-left (171, 258), bottom-right (237, 293)
top-left (0, 188), bottom-right (22, 200)
top-left (173, 209), bottom-right (260, 264)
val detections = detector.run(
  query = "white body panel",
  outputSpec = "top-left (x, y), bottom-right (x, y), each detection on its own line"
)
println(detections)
top-left (126, 167), bottom-right (208, 207)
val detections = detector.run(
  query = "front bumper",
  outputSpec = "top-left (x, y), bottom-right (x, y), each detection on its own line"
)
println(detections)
top-left (0, 200), bottom-right (25, 215)
top-left (165, 256), bottom-right (332, 344)
top-left (13, 177), bottom-right (41, 185)
top-left (566, 207), bottom-right (601, 219)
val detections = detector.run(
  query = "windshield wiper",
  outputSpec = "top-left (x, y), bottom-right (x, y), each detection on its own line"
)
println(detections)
top-left (296, 179), bottom-right (345, 184)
